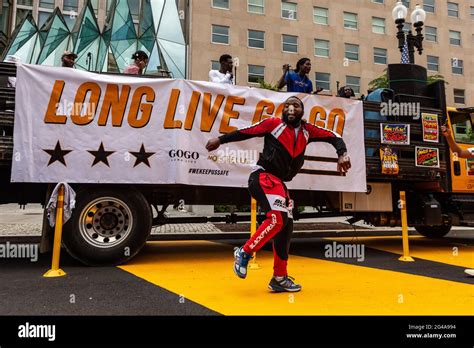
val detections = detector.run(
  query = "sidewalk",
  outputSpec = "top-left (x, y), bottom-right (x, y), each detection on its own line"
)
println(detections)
top-left (0, 204), bottom-right (222, 236)
top-left (0, 204), bottom-right (370, 237)
top-left (1, 203), bottom-right (472, 238)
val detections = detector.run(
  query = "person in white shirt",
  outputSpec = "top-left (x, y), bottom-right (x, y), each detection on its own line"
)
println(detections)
top-left (442, 124), bottom-right (474, 277)
top-left (209, 54), bottom-right (234, 85)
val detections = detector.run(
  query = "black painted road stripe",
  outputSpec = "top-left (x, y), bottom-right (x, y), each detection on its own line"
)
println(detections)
top-left (286, 238), bottom-right (474, 285)
top-left (218, 238), bottom-right (473, 285)
top-left (0, 252), bottom-right (219, 316)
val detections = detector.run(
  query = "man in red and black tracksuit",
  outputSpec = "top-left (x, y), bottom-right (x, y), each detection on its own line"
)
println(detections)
top-left (206, 96), bottom-right (351, 292)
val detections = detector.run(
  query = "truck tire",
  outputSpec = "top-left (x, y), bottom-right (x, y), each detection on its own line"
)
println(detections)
top-left (62, 187), bottom-right (152, 266)
top-left (415, 225), bottom-right (452, 238)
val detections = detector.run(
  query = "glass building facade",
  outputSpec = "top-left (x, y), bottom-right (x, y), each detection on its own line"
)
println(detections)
top-left (1, 0), bottom-right (186, 77)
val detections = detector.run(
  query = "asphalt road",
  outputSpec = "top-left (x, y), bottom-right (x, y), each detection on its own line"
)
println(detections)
top-left (0, 231), bottom-right (472, 316)
top-left (0, 230), bottom-right (472, 347)
top-left (0, 250), bottom-right (217, 315)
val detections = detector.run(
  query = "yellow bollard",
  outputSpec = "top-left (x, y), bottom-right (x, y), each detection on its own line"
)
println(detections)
top-left (248, 198), bottom-right (261, 270)
top-left (399, 191), bottom-right (415, 262)
top-left (43, 184), bottom-right (67, 277)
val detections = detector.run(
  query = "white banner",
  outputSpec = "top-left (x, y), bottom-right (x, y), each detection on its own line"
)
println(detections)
top-left (12, 64), bottom-right (366, 192)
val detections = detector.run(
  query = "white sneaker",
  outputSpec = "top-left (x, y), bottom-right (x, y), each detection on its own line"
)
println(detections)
top-left (464, 269), bottom-right (474, 276)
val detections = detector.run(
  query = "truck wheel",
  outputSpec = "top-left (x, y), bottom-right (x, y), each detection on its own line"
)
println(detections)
top-left (415, 225), bottom-right (452, 238)
top-left (62, 187), bottom-right (152, 266)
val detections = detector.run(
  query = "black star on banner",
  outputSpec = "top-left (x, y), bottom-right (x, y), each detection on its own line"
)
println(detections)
top-left (88, 142), bottom-right (115, 167)
top-left (130, 144), bottom-right (155, 168)
top-left (43, 141), bottom-right (72, 167)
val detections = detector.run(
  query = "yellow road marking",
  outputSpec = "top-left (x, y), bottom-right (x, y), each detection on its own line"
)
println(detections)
top-left (119, 241), bottom-right (474, 316)
top-left (327, 236), bottom-right (473, 268)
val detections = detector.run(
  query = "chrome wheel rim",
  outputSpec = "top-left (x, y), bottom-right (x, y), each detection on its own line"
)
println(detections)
top-left (78, 197), bottom-right (133, 249)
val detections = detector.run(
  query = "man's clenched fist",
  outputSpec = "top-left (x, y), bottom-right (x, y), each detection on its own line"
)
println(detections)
top-left (206, 138), bottom-right (221, 151)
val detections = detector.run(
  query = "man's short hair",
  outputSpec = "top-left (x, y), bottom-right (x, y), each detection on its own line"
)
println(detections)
top-left (132, 50), bottom-right (149, 61)
top-left (219, 54), bottom-right (232, 63)
top-left (285, 96), bottom-right (304, 113)
top-left (62, 50), bottom-right (77, 58)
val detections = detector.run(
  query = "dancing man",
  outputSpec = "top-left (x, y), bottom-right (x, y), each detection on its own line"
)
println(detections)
top-left (206, 96), bottom-right (351, 292)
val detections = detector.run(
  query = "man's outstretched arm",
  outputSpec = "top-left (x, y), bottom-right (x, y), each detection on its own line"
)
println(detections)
top-left (306, 123), bottom-right (351, 173)
top-left (442, 125), bottom-right (474, 158)
top-left (206, 118), bottom-right (277, 152)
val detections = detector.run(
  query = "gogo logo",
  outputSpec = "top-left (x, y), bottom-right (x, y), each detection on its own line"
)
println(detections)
top-left (169, 149), bottom-right (200, 160)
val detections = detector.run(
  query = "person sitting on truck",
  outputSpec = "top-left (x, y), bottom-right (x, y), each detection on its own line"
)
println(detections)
top-left (124, 50), bottom-right (149, 75)
top-left (442, 124), bottom-right (474, 277)
top-left (206, 96), bottom-right (351, 292)
top-left (61, 51), bottom-right (77, 68)
top-left (209, 54), bottom-right (234, 85)
top-left (4, 55), bottom-right (21, 88)
top-left (337, 86), bottom-right (355, 99)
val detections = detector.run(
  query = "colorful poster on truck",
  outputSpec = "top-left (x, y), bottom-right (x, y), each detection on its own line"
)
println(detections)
top-left (11, 64), bottom-right (367, 192)
top-left (415, 146), bottom-right (440, 168)
top-left (379, 147), bottom-right (399, 175)
top-left (421, 113), bottom-right (439, 143)
top-left (380, 123), bottom-right (410, 145)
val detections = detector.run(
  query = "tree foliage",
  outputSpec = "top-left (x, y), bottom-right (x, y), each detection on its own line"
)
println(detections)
top-left (258, 79), bottom-right (280, 91)
top-left (368, 69), bottom-right (448, 90)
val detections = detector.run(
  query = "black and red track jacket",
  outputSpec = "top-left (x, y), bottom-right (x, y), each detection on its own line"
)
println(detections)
top-left (218, 117), bottom-right (347, 182)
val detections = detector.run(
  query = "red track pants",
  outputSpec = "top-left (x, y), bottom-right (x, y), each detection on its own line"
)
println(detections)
top-left (242, 170), bottom-right (294, 277)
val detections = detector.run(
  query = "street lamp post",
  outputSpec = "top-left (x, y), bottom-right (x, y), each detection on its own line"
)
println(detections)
top-left (392, 2), bottom-right (427, 64)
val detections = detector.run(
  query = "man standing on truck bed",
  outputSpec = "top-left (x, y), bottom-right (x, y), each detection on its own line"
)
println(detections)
top-left (209, 54), bottom-right (234, 85)
top-left (442, 124), bottom-right (474, 277)
top-left (206, 96), bottom-right (351, 292)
